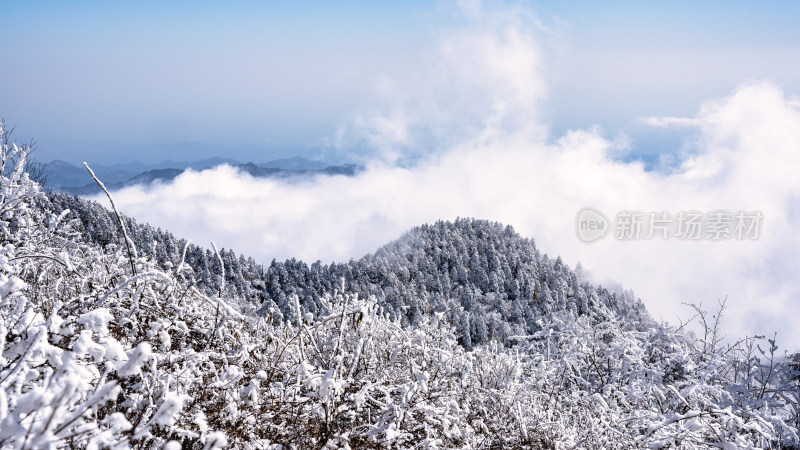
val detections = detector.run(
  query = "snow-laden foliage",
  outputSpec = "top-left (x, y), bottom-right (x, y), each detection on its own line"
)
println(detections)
top-left (1, 122), bottom-right (799, 448)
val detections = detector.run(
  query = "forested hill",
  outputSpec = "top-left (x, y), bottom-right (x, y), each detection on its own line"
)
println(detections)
top-left (47, 192), bottom-right (651, 347)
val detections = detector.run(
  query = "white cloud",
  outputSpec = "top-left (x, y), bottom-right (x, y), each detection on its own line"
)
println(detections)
top-left (333, 0), bottom-right (549, 163)
top-left (95, 3), bottom-right (800, 352)
top-left (642, 116), bottom-right (704, 128)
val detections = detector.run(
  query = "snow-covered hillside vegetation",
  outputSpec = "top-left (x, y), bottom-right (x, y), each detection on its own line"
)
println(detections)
top-left (48, 194), bottom-right (653, 350)
top-left (2, 123), bottom-right (799, 448)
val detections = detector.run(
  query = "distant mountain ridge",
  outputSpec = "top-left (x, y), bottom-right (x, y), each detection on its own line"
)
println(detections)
top-left (90, 156), bottom-right (242, 173)
top-left (261, 156), bottom-right (330, 170)
top-left (43, 156), bottom-right (359, 195)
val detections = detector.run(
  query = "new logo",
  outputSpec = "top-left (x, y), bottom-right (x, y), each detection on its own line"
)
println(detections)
top-left (576, 207), bottom-right (610, 243)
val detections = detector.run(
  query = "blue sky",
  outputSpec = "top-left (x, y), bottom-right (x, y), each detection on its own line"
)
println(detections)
top-left (2, 1), bottom-right (799, 164)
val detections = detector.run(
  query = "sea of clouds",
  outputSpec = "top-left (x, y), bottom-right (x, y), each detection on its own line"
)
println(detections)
top-left (95, 2), bottom-right (800, 351)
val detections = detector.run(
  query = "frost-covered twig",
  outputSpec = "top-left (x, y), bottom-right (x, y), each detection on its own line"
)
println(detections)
top-left (83, 162), bottom-right (137, 275)
top-left (176, 239), bottom-right (191, 275)
top-left (211, 241), bottom-right (225, 296)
